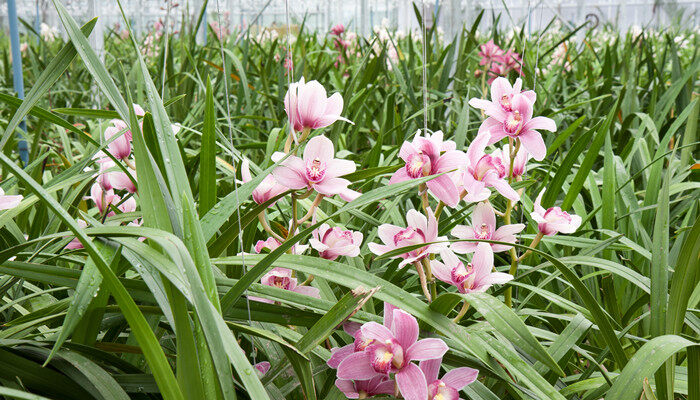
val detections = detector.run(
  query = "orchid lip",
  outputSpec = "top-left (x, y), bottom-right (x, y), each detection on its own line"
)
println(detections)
top-left (305, 158), bottom-right (327, 183)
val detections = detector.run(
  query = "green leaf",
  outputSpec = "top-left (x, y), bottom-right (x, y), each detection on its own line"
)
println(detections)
top-left (199, 76), bottom-right (218, 215)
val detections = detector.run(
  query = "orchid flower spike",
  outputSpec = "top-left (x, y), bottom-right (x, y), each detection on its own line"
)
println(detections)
top-left (468, 77), bottom-right (536, 116)
top-left (431, 246), bottom-right (513, 294)
top-left (451, 202), bottom-right (524, 255)
top-left (272, 135), bottom-right (357, 199)
top-left (285, 78), bottom-right (353, 133)
top-left (462, 133), bottom-right (520, 202)
top-left (389, 131), bottom-right (467, 207)
top-left (253, 267), bottom-right (320, 303)
top-left (420, 357), bottom-right (478, 400)
top-left (368, 208), bottom-right (447, 268)
top-left (531, 190), bottom-right (582, 236)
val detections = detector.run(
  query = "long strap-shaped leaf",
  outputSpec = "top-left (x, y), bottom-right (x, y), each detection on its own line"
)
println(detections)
top-left (0, 154), bottom-right (184, 400)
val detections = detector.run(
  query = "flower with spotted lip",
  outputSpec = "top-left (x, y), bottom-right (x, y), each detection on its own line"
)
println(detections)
top-left (253, 267), bottom-right (320, 304)
top-left (309, 223), bottom-right (362, 260)
top-left (389, 131), bottom-right (466, 207)
top-left (431, 246), bottom-right (513, 294)
top-left (450, 202), bottom-right (524, 256)
top-left (272, 135), bottom-right (356, 198)
top-left (462, 133), bottom-right (519, 202)
top-left (336, 308), bottom-right (448, 400)
top-left (368, 208), bottom-right (447, 268)
top-left (531, 190), bottom-right (582, 236)
top-left (468, 77), bottom-right (536, 117)
top-left (419, 357), bottom-right (478, 400)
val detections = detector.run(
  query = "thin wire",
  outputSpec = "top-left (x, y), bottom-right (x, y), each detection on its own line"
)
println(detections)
top-left (532, 0), bottom-right (544, 91)
top-left (285, 0), bottom-right (298, 144)
top-left (519, 0), bottom-right (530, 79)
top-left (421, 0), bottom-right (428, 136)
top-left (214, 0), bottom-right (255, 363)
top-left (161, 0), bottom-right (171, 96)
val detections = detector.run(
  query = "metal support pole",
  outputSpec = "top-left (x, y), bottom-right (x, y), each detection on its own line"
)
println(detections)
top-left (34, 0), bottom-right (41, 45)
top-left (7, 0), bottom-right (29, 167)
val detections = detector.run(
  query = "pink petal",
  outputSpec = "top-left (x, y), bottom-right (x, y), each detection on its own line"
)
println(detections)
top-left (326, 159), bottom-right (356, 178)
top-left (293, 285), bottom-right (321, 298)
top-left (406, 209), bottom-right (428, 235)
top-left (480, 272), bottom-right (514, 286)
top-left (0, 195), bottom-right (23, 210)
top-left (396, 363), bottom-right (428, 400)
top-left (323, 92), bottom-right (344, 117)
top-left (303, 135), bottom-right (335, 163)
top-left (337, 352), bottom-right (378, 380)
top-left (524, 116), bottom-right (556, 132)
top-left (377, 224), bottom-right (403, 246)
top-left (335, 380), bottom-right (359, 399)
top-left (427, 175), bottom-right (460, 207)
top-left (430, 259), bottom-right (453, 284)
top-left (389, 168), bottom-right (412, 185)
top-left (518, 130), bottom-right (547, 161)
top-left (361, 322), bottom-right (394, 342)
top-left (384, 303), bottom-right (398, 330)
top-left (484, 175), bottom-right (520, 202)
top-left (327, 344), bottom-right (355, 368)
top-left (406, 338), bottom-right (448, 361)
top-left (419, 358), bottom-right (442, 384)
top-left (314, 177), bottom-right (350, 196)
top-left (339, 188), bottom-right (361, 202)
top-left (435, 151), bottom-right (467, 174)
top-left (374, 379), bottom-right (397, 395)
top-left (468, 98), bottom-right (493, 111)
top-left (391, 309), bottom-right (419, 349)
top-left (272, 165), bottom-right (307, 190)
top-left (472, 202), bottom-right (496, 232)
top-left (467, 132), bottom-right (491, 165)
top-left (442, 367), bottom-right (479, 389)
top-left (399, 140), bottom-right (419, 162)
top-left (490, 77), bottom-right (512, 103)
top-left (368, 242), bottom-right (393, 256)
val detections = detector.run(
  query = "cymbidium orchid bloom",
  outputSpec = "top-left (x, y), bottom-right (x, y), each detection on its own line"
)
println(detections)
top-left (496, 143), bottom-right (530, 179)
top-left (335, 376), bottom-right (396, 399)
top-left (104, 124), bottom-right (132, 160)
top-left (66, 220), bottom-right (89, 250)
top-left (419, 358), bottom-right (478, 400)
top-left (462, 133), bottom-right (519, 202)
top-left (254, 236), bottom-right (308, 255)
top-left (309, 223), bottom-right (362, 260)
top-left (0, 187), bottom-right (23, 211)
top-left (284, 78), bottom-right (352, 133)
top-left (368, 208), bottom-right (447, 268)
top-left (255, 267), bottom-right (320, 303)
top-left (431, 247), bottom-right (513, 294)
top-left (389, 131), bottom-right (466, 207)
top-left (272, 135), bottom-right (357, 198)
top-left (531, 190), bottom-right (582, 236)
top-left (468, 77), bottom-right (536, 116)
top-left (330, 23), bottom-right (345, 36)
top-left (90, 182), bottom-right (117, 214)
top-left (241, 159), bottom-right (287, 206)
top-left (475, 93), bottom-right (555, 161)
top-left (108, 168), bottom-right (137, 193)
top-left (478, 40), bottom-right (504, 66)
top-left (337, 309), bottom-right (448, 400)
top-left (451, 202), bottom-right (524, 255)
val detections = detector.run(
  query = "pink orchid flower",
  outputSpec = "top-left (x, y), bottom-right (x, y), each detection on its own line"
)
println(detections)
top-left (284, 78), bottom-right (352, 133)
top-left (117, 196), bottom-right (137, 214)
top-left (90, 182), bottom-right (117, 214)
top-left (254, 236), bottom-right (308, 255)
top-left (108, 168), bottom-right (137, 193)
top-left (66, 219), bottom-right (89, 250)
top-left (241, 159), bottom-right (287, 206)
top-left (368, 208), bottom-right (447, 268)
top-left (0, 187), bottom-right (23, 211)
top-left (254, 362), bottom-right (270, 377)
top-left (476, 94), bottom-right (556, 161)
top-left (531, 190), bottom-right (582, 236)
top-left (272, 135), bottom-right (356, 198)
top-left (104, 124), bottom-right (131, 160)
top-left (255, 267), bottom-right (321, 303)
top-left (330, 23), bottom-right (345, 36)
top-left (478, 40), bottom-right (504, 66)
top-left (431, 246), bottom-right (513, 294)
top-left (419, 357), bottom-right (478, 400)
top-left (389, 131), bottom-right (467, 207)
top-left (496, 143), bottom-right (530, 178)
top-left (309, 223), bottom-right (362, 260)
top-left (337, 309), bottom-right (449, 400)
top-left (335, 376), bottom-right (396, 399)
top-left (462, 133), bottom-right (519, 202)
top-left (450, 202), bottom-right (524, 255)
top-left (468, 77), bottom-right (536, 116)
top-left (110, 103), bottom-right (146, 140)
top-left (499, 49), bottom-right (524, 75)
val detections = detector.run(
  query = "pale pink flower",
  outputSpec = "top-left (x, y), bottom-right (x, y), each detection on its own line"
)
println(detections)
top-left (0, 187), bottom-right (23, 211)
top-left (462, 132), bottom-right (519, 202)
top-left (531, 190), bottom-right (582, 236)
top-left (254, 362), bottom-right (270, 377)
top-left (90, 182), bottom-right (117, 214)
top-left (389, 131), bottom-right (466, 207)
top-left (476, 94), bottom-right (556, 161)
top-left (309, 224), bottom-right (362, 260)
top-left (431, 246), bottom-right (513, 294)
top-left (284, 78), bottom-right (352, 132)
top-left (337, 309), bottom-right (448, 400)
top-left (241, 159), bottom-right (287, 206)
top-left (117, 196), bottom-right (137, 214)
top-left (272, 135), bottom-right (356, 198)
top-left (330, 24), bottom-right (345, 36)
top-left (255, 267), bottom-right (320, 303)
top-left (335, 376), bottom-right (396, 399)
top-left (368, 208), bottom-right (447, 268)
top-left (451, 202), bottom-right (524, 255)
top-left (468, 77), bottom-right (536, 116)
top-left (254, 236), bottom-right (308, 255)
top-left (419, 357), bottom-right (478, 400)
top-left (66, 220), bottom-right (88, 250)
top-left (495, 143), bottom-right (530, 178)
top-left (499, 49), bottom-right (524, 75)
top-left (478, 40), bottom-right (504, 66)
top-left (104, 124), bottom-right (131, 160)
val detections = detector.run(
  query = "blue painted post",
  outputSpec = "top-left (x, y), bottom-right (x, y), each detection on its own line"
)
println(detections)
top-left (7, 0), bottom-right (29, 167)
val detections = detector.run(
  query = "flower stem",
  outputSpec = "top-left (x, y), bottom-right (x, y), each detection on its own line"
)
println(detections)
top-left (516, 232), bottom-right (544, 262)
top-left (453, 301), bottom-right (470, 323)
top-left (124, 157), bottom-right (136, 170)
top-left (297, 193), bottom-right (324, 225)
top-left (421, 257), bottom-right (437, 301)
top-left (258, 213), bottom-right (284, 242)
top-left (419, 183), bottom-right (429, 212)
top-left (300, 274), bottom-right (315, 286)
top-left (414, 261), bottom-right (432, 302)
top-left (434, 201), bottom-right (445, 220)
